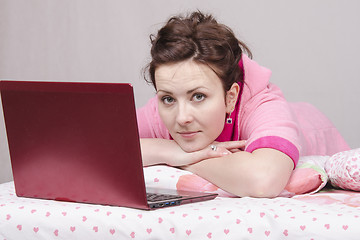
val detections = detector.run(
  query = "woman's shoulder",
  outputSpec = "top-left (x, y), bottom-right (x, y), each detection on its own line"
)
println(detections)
top-left (240, 55), bottom-right (277, 102)
top-left (136, 96), bottom-right (170, 139)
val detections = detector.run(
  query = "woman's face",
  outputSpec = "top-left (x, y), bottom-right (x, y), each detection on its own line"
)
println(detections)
top-left (155, 60), bottom-right (230, 152)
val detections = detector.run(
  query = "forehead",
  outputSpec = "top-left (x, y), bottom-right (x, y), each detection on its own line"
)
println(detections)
top-left (155, 60), bottom-right (223, 91)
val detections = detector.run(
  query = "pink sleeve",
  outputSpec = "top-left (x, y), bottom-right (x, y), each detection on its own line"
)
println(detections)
top-left (246, 136), bottom-right (299, 165)
top-left (241, 83), bottom-right (301, 167)
top-left (136, 97), bottom-right (170, 139)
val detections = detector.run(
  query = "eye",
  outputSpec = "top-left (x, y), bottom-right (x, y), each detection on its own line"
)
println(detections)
top-left (192, 93), bottom-right (206, 102)
top-left (161, 96), bottom-right (175, 105)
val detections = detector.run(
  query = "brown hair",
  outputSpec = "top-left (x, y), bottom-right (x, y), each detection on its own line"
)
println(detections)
top-left (145, 11), bottom-right (252, 91)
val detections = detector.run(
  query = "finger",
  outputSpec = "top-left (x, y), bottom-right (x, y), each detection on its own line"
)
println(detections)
top-left (185, 147), bottom-right (224, 165)
top-left (208, 145), bottom-right (232, 157)
top-left (229, 148), bottom-right (241, 153)
top-left (190, 145), bottom-right (230, 162)
top-left (184, 142), bottom-right (238, 166)
top-left (216, 140), bottom-right (247, 150)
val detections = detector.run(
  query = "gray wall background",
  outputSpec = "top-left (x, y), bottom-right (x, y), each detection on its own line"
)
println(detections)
top-left (1, 0), bottom-right (359, 183)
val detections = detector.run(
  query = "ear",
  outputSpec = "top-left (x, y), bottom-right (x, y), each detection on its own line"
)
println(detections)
top-left (225, 83), bottom-right (240, 113)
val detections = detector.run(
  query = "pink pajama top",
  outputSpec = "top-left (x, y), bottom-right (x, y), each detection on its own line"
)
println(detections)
top-left (136, 54), bottom-right (350, 167)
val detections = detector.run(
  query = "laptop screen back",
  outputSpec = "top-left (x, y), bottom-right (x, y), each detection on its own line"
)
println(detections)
top-left (1, 81), bottom-right (149, 209)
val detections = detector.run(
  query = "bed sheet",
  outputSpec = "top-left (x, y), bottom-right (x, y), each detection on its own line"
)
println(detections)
top-left (1, 182), bottom-right (360, 240)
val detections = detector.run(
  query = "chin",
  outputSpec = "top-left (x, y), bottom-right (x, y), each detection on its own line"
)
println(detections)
top-left (177, 141), bottom-right (209, 153)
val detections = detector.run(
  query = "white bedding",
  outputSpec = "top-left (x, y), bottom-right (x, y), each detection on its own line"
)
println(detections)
top-left (1, 181), bottom-right (360, 239)
top-left (2, 149), bottom-right (360, 239)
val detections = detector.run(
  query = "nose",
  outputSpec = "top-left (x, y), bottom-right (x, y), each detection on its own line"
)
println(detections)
top-left (176, 102), bottom-right (193, 125)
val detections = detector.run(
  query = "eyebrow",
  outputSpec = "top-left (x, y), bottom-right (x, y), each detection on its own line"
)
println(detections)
top-left (156, 87), bottom-right (207, 95)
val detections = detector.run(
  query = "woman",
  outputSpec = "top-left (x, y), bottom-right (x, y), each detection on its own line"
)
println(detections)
top-left (136, 11), bottom-right (350, 197)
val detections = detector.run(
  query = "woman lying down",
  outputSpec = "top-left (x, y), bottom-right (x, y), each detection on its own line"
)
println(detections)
top-left (136, 11), bottom-right (350, 198)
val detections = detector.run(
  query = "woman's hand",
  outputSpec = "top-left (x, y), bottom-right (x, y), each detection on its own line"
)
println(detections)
top-left (179, 140), bottom-right (246, 171)
top-left (172, 140), bottom-right (247, 166)
top-left (209, 140), bottom-right (246, 153)
top-left (140, 138), bottom-right (246, 167)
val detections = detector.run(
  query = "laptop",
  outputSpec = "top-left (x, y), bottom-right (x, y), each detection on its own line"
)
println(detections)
top-left (0, 80), bottom-right (217, 210)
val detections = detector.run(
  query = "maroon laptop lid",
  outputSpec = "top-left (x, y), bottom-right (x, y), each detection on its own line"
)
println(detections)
top-left (0, 81), bottom-right (149, 209)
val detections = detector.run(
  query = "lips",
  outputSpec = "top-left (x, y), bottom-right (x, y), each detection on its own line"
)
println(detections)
top-left (178, 131), bottom-right (200, 138)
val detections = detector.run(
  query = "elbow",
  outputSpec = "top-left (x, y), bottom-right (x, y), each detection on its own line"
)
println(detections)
top-left (237, 169), bottom-right (288, 198)
top-left (237, 153), bottom-right (293, 198)
top-left (247, 181), bottom-right (283, 198)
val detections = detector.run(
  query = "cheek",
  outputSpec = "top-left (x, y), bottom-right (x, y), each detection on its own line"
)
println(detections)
top-left (158, 106), bottom-right (174, 128)
top-left (205, 106), bottom-right (226, 128)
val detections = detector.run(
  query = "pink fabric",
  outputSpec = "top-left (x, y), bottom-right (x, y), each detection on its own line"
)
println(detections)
top-left (136, 97), bottom-right (170, 140)
top-left (136, 54), bottom-right (350, 166)
top-left (246, 136), bottom-right (300, 164)
top-left (325, 148), bottom-right (360, 191)
top-left (288, 102), bottom-right (350, 156)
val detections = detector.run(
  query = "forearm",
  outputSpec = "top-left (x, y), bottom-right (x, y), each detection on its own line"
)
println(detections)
top-left (140, 138), bottom-right (176, 166)
top-left (184, 149), bottom-right (294, 198)
top-left (140, 138), bottom-right (228, 167)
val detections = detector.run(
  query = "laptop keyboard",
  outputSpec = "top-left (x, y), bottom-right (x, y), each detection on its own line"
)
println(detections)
top-left (146, 193), bottom-right (183, 202)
